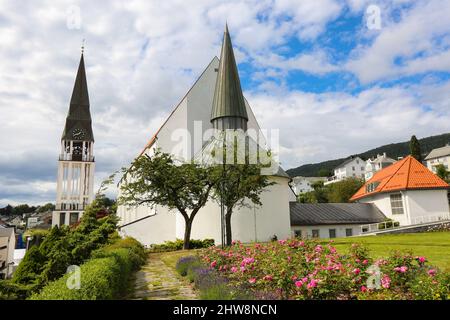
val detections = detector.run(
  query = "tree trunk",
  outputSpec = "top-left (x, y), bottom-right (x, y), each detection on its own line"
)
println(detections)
top-left (225, 208), bottom-right (233, 246)
top-left (183, 217), bottom-right (193, 250)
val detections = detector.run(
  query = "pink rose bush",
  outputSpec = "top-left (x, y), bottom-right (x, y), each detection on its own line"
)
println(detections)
top-left (200, 239), bottom-right (450, 300)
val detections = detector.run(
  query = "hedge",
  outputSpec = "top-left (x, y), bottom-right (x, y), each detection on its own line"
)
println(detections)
top-left (29, 237), bottom-right (145, 300)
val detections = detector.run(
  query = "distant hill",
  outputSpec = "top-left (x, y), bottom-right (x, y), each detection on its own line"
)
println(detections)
top-left (286, 133), bottom-right (450, 177)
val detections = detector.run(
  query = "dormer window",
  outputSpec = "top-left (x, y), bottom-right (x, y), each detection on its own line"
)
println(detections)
top-left (366, 181), bottom-right (380, 193)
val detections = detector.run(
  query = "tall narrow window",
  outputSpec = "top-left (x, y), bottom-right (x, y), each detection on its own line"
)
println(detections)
top-left (312, 229), bottom-right (320, 238)
top-left (346, 228), bottom-right (353, 237)
top-left (390, 193), bottom-right (404, 214)
top-left (59, 212), bottom-right (66, 226)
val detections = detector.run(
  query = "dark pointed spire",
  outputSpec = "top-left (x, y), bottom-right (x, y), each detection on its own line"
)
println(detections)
top-left (211, 24), bottom-right (248, 129)
top-left (61, 50), bottom-right (94, 141)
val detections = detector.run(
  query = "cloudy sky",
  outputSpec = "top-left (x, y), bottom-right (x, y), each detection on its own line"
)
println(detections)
top-left (1, 0), bottom-right (450, 206)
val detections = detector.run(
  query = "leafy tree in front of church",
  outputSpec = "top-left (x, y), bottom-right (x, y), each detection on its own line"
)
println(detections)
top-left (118, 150), bottom-right (216, 249)
top-left (410, 135), bottom-right (422, 162)
top-left (212, 163), bottom-right (275, 246)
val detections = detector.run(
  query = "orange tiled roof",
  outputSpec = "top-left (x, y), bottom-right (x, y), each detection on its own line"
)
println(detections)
top-left (350, 155), bottom-right (449, 201)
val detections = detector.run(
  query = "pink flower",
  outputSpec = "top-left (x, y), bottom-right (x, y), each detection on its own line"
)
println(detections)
top-left (249, 278), bottom-right (256, 284)
top-left (231, 266), bottom-right (238, 273)
top-left (417, 256), bottom-right (426, 264)
top-left (353, 268), bottom-right (361, 275)
top-left (381, 275), bottom-right (391, 289)
top-left (210, 261), bottom-right (217, 268)
top-left (362, 260), bottom-right (368, 265)
top-left (240, 266), bottom-right (246, 272)
top-left (360, 285), bottom-right (367, 293)
top-left (295, 280), bottom-right (303, 287)
top-left (428, 269), bottom-right (437, 276)
top-left (263, 275), bottom-right (273, 281)
top-left (291, 275), bottom-right (298, 281)
top-left (307, 279), bottom-right (318, 289)
top-left (394, 266), bottom-right (408, 273)
top-left (315, 245), bottom-right (323, 253)
top-left (278, 240), bottom-right (287, 245)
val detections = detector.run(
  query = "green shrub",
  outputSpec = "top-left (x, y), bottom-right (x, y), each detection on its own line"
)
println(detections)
top-left (30, 237), bottom-right (146, 300)
top-left (150, 238), bottom-right (214, 252)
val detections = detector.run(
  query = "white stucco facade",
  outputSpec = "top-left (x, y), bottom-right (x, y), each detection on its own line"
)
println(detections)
top-left (357, 189), bottom-right (450, 226)
top-left (117, 57), bottom-right (294, 246)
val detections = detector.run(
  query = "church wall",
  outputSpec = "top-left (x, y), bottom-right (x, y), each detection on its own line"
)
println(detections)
top-left (119, 205), bottom-right (176, 247)
top-left (186, 176), bottom-right (292, 245)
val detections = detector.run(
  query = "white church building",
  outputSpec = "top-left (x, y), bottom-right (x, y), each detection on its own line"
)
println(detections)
top-left (117, 26), bottom-right (295, 246)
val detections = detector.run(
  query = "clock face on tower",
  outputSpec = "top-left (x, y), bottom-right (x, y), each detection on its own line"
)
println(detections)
top-left (72, 128), bottom-right (86, 140)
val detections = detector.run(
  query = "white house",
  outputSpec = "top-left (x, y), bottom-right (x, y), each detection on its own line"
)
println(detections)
top-left (425, 144), bottom-right (450, 174)
top-left (291, 176), bottom-right (327, 195)
top-left (325, 156), bottom-right (366, 185)
top-left (117, 26), bottom-right (295, 246)
top-left (365, 153), bottom-right (396, 180)
top-left (351, 155), bottom-right (450, 226)
top-left (0, 227), bottom-right (16, 279)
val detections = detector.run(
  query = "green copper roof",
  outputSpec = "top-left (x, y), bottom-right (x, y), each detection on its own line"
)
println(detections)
top-left (61, 53), bottom-right (94, 142)
top-left (211, 24), bottom-right (248, 122)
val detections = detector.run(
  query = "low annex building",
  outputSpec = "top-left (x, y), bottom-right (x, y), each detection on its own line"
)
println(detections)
top-left (290, 203), bottom-right (386, 239)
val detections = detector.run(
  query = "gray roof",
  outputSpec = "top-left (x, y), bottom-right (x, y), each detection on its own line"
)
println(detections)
top-left (211, 24), bottom-right (248, 122)
top-left (290, 202), bottom-right (386, 226)
top-left (61, 53), bottom-right (94, 142)
top-left (425, 145), bottom-right (450, 160)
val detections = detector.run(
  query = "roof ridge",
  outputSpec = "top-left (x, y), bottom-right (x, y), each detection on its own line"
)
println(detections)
top-left (138, 57), bottom-right (220, 157)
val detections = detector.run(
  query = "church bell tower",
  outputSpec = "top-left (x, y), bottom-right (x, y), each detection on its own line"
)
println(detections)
top-left (52, 49), bottom-right (95, 227)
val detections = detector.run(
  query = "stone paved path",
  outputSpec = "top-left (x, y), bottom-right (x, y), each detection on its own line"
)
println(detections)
top-left (130, 253), bottom-right (198, 300)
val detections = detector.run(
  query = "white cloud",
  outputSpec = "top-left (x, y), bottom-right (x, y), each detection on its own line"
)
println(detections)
top-left (0, 0), bottom-right (449, 206)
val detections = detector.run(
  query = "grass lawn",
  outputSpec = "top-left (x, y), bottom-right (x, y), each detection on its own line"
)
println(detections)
top-left (320, 231), bottom-right (450, 271)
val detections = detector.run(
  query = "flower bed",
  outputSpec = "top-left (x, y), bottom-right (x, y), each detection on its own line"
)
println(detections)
top-left (199, 239), bottom-right (450, 300)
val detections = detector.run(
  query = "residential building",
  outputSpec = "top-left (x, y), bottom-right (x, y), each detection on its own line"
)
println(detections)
top-left (325, 156), bottom-right (366, 185)
top-left (350, 155), bottom-right (450, 226)
top-left (52, 50), bottom-right (95, 227)
top-left (425, 144), bottom-right (450, 173)
top-left (291, 176), bottom-right (327, 195)
top-left (290, 203), bottom-right (386, 239)
top-left (0, 227), bottom-right (16, 279)
top-left (365, 153), bottom-right (396, 180)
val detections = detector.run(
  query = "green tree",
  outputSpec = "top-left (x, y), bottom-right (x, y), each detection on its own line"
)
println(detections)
top-left (212, 164), bottom-right (274, 246)
top-left (118, 150), bottom-right (216, 249)
top-left (36, 203), bottom-right (55, 213)
top-left (327, 177), bottom-right (364, 203)
top-left (410, 135), bottom-right (422, 162)
top-left (318, 168), bottom-right (332, 177)
top-left (435, 164), bottom-right (450, 183)
top-left (297, 181), bottom-right (328, 203)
